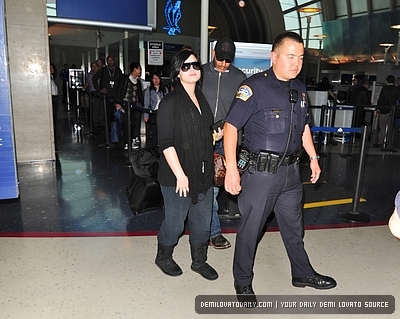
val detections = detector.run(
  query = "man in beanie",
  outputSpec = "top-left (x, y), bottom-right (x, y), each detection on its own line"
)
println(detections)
top-left (201, 37), bottom-right (247, 250)
top-left (388, 191), bottom-right (400, 239)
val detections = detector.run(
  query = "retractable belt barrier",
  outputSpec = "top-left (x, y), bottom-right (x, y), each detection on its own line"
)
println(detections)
top-left (311, 126), bottom-right (361, 133)
top-left (311, 124), bottom-right (370, 223)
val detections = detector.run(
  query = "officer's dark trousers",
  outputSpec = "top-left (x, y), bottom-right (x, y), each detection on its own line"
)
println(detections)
top-left (233, 163), bottom-right (314, 285)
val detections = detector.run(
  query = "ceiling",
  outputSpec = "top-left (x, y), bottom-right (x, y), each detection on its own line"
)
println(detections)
top-left (48, 0), bottom-right (283, 48)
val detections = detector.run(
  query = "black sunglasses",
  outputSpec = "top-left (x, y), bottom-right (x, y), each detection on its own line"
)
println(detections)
top-left (216, 58), bottom-right (232, 63)
top-left (181, 62), bottom-right (201, 72)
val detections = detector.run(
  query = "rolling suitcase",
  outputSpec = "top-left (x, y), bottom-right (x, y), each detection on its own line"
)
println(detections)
top-left (125, 174), bottom-right (163, 215)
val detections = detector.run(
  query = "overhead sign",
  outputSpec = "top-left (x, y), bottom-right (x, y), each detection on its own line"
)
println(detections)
top-left (210, 41), bottom-right (272, 77)
top-left (148, 41), bottom-right (164, 66)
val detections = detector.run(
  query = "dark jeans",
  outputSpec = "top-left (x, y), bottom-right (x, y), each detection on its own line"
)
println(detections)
top-left (158, 185), bottom-right (213, 246)
top-left (121, 107), bottom-right (142, 144)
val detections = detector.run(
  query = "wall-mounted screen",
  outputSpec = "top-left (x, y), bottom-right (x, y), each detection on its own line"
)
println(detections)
top-left (57, 0), bottom-right (147, 25)
top-left (47, 0), bottom-right (156, 31)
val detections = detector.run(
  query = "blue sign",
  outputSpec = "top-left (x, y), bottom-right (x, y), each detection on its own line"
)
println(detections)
top-left (0, 0), bottom-right (19, 199)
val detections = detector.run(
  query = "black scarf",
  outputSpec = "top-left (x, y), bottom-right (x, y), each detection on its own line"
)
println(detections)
top-left (174, 83), bottom-right (214, 203)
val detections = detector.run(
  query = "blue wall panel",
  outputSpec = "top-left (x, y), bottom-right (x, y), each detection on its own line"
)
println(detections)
top-left (57, 0), bottom-right (148, 26)
top-left (0, 0), bottom-right (19, 200)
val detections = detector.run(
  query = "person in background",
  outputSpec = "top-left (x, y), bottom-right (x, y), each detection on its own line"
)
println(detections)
top-left (84, 62), bottom-right (99, 93)
top-left (181, 44), bottom-right (193, 51)
top-left (115, 62), bottom-right (144, 150)
top-left (83, 62), bottom-right (100, 126)
top-left (50, 63), bottom-right (59, 145)
top-left (345, 75), bottom-right (361, 104)
top-left (224, 31), bottom-right (337, 302)
top-left (201, 37), bottom-right (247, 250)
top-left (59, 63), bottom-right (69, 103)
top-left (93, 55), bottom-right (123, 128)
top-left (96, 58), bottom-right (105, 69)
top-left (315, 76), bottom-right (336, 101)
top-left (155, 49), bottom-right (222, 281)
top-left (374, 74), bottom-right (400, 147)
top-left (348, 79), bottom-right (371, 127)
top-left (144, 72), bottom-right (169, 148)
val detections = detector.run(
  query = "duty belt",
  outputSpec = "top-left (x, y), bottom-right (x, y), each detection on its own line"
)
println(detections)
top-left (252, 150), bottom-right (300, 173)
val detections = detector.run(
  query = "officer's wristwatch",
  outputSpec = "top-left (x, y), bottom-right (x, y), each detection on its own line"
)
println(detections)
top-left (309, 155), bottom-right (320, 161)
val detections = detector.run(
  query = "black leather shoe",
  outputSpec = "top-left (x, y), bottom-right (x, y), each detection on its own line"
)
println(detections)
top-left (209, 235), bottom-right (231, 249)
top-left (292, 273), bottom-right (337, 290)
top-left (234, 282), bottom-right (257, 306)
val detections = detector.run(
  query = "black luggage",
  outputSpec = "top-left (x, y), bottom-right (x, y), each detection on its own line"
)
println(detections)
top-left (125, 174), bottom-right (163, 215)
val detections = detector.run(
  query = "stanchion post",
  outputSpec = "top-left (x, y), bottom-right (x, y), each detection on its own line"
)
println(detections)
top-left (327, 101), bottom-right (338, 145)
top-left (316, 104), bottom-right (327, 157)
top-left (99, 95), bottom-right (112, 148)
top-left (120, 102), bottom-right (133, 168)
top-left (340, 105), bottom-right (358, 158)
top-left (338, 126), bottom-right (371, 222)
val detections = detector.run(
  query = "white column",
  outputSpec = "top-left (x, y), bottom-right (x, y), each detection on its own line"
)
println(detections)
top-left (200, 0), bottom-right (209, 63)
top-left (139, 33), bottom-right (145, 78)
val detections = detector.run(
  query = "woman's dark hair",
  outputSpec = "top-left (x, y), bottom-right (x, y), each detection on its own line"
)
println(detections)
top-left (149, 71), bottom-right (167, 93)
top-left (50, 63), bottom-right (57, 78)
top-left (169, 49), bottom-right (202, 87)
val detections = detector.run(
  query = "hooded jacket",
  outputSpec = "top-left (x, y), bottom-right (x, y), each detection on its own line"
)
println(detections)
top-left (201, 61), bottom-right (247, 122)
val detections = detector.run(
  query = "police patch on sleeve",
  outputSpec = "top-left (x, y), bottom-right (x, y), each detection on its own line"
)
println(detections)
top-left (236, 85), bottom-right (253, 101)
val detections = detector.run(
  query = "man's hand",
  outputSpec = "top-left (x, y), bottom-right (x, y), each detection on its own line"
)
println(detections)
top-left (224, 167), bottom-right (241, 195)
top-left (309, 160), bottom-right (321, 184)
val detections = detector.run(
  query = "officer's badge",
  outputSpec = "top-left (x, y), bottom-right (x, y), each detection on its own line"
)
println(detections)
top-left (301, 91), bottom-right (307, 108)
top-left (236, 85), bottom-right (253, 101)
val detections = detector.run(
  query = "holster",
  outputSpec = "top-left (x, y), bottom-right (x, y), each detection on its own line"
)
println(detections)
top-left (256, 152), bottom-right (280, 174)
top-left (255, 150), bottom-right (300, 174)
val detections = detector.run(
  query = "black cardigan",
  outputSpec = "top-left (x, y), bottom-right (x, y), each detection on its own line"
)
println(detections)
top-left (157, 83), bottom-right (214, 201)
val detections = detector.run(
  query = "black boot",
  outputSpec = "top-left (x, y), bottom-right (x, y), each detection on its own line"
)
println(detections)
top-left (190, 242), bottom-right (218, 280)
top-left (155, 243), bottom-right (183, 277)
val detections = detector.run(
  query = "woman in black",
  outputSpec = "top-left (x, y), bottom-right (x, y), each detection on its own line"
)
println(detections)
top-left (155, 50), bottom-right (222, 280)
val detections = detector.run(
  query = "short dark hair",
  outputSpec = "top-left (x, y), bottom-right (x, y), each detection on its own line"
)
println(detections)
top-left (130, 62), bottom-right (141, 73)
top-left (96, 58), bottom-right (105, 65)
top-left (361, 79), bottom-right (371, 86)
top-left (169, 49), bottom-right (202, 86)
top-left (272, 31), bottom-right (304, 52)
top-left (386, 75), bottom-right (395, 84)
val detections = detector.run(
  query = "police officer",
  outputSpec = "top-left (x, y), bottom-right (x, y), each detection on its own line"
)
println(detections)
top-left (224, 31), bottom-right (337, 302)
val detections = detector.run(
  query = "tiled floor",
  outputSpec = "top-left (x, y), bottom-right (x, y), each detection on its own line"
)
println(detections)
top-left (0, 102), bottom-right (399, 318)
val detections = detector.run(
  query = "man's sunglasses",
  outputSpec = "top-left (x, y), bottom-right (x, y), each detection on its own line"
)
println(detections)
top-left (181, 62), bottom-right (201, 72)
top-left (216, 58), bottom-right (232, 63)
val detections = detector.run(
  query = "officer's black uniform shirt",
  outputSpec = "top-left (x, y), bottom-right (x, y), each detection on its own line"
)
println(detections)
top-left (225, 67), bottom-right (310, 155)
